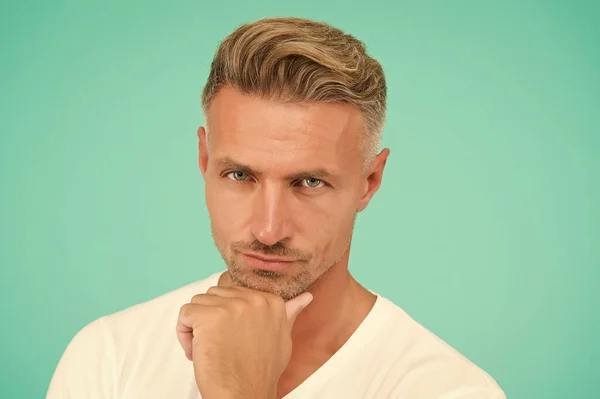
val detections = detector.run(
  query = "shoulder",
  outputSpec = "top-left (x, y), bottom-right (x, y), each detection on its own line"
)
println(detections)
top-left (102, 270), bottom-right (223, 334)
top-left (47, 270), bottom-right (224, 398)
top-left (370, 296), bottom-right (505, 399)
top-left (97, 270), bottom-right (225, 368)
top-left (46, 316), bottom-right (116, 398)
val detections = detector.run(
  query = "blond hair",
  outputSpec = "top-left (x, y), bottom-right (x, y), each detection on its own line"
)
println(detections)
top-left (201, 17), bottom-right (387, 172)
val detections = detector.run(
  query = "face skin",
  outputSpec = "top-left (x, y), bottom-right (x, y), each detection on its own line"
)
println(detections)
top-left (197, 86), bottom-right (389, 301)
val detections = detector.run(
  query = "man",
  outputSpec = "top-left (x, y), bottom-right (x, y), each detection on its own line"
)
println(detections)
top-left (47, 17), bottom-right (505, 399)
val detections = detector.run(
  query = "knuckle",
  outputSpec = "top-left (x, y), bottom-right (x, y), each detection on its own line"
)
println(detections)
top-left (214, 304), bottom-right (231, 319)
top-left (179, 303), bottom-right (194, 320)
top-left (250, 293), bottom-right (270, 307)
top-left (228, 298), bottom-right (248, 313)
top-left (265, 293), bottom-right (284, 308)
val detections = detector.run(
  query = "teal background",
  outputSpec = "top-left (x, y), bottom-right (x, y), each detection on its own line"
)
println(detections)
top-left (1, 0), bottom-right (598, 397)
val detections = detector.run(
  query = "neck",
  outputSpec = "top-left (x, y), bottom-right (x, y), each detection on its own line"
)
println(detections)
top-left (291, 249), bottom-right (376, 352)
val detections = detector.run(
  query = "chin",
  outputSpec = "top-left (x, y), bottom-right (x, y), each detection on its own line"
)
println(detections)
top-left (229, 265), bottom-right (310, 301)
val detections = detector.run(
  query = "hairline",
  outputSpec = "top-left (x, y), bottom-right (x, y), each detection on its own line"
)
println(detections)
top-left (202, 87), bottom-right (380, 175)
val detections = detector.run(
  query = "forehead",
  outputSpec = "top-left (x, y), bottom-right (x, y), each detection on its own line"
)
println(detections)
top-left (206, 86), bottom-right (365, 174)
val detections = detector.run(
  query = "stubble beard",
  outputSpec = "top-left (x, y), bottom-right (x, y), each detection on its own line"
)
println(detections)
top-left (211, 216), bottom-right (356, 301)
top-left (219, 233), bottom-right (352, 301)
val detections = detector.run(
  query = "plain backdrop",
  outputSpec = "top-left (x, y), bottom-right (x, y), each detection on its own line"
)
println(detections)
top-left (1, 1), bottom-right (598, 398)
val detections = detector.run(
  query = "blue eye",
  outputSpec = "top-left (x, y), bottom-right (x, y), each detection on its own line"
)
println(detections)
top-left (301, 178), bottom-right (324, 188)
top-left (226, 171), bottom-right (249, 181)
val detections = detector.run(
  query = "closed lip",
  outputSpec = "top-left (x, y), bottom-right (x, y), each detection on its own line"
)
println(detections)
top-left (243, 252), bottom-right (296, 263)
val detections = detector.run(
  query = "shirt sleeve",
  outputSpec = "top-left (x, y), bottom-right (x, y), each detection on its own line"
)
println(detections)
top-left (388, 359), bottom-right (506, 399)
top-left (46, 317), bottom-right (117, 399)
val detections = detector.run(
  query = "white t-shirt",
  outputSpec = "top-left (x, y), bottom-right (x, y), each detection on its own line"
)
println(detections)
top-left (47, 271), bottom-right (505, 399)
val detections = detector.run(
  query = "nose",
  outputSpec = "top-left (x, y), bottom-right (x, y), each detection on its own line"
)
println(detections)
top-left (250, 182), bottom-right (292, 247)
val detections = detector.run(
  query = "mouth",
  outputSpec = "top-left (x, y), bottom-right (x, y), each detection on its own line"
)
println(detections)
top-left (241, 252), bottom-right (296, 272)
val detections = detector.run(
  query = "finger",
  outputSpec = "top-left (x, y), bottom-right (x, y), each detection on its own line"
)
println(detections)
top-left (285, 292), bottom-right (313, 326)
top-left (176, 321), bottom-right (193, 361)
top-left (176, 302), bottom-right (217, 361)
top-left (204, 286), bottom-right (249, 300)
top-left (176, 305), bottom-right (195, 361)
top-left (190, 292), bottom-right (232, 305)
top-left (206, 286), bottom-right (273, 309)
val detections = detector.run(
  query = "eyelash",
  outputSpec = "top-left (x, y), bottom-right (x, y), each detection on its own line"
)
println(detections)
top-left (223, 171), bottom-right (328, 189)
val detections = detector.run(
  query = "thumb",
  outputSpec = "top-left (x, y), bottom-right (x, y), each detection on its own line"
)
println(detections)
top-left (285, 292), bottom-right (313, 326)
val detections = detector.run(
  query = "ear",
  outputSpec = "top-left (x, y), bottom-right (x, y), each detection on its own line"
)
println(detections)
top-left (357, 148), bottom-right (390, 212)
top-left (197, 126), bottom-right (209, 177)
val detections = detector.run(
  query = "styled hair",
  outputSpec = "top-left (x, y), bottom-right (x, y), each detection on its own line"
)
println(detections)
top-left (201, 16), bottom-right (387, 171)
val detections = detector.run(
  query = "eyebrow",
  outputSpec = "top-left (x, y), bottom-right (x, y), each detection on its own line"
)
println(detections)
top-left (214, 157), bottom-right (335, 181)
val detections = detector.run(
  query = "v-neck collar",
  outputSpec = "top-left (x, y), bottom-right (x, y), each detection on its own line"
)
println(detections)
top-left (206, 271), bottom-right (393, 399)
top-left (282, 292), bottom-right (392, 398)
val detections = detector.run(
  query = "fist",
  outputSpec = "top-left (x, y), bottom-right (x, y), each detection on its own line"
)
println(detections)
top-left (176, 285), bottom-right (313, 399)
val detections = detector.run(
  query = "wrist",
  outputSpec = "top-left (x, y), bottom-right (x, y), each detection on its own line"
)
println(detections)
top-left (201, 384), bottom-right (276, 399)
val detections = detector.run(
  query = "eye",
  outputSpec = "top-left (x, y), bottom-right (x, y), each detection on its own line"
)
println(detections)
top-left (300, 177), bottom-right (325, 188)
top-left (226, 171), bottom-right (249, 181)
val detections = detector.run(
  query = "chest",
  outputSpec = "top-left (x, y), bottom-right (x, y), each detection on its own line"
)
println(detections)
top-left (276, 351), bottom-right (332, 399)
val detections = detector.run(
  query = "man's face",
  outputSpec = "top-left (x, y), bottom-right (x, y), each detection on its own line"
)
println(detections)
top-left (199, 86), bottom-right (381, 300)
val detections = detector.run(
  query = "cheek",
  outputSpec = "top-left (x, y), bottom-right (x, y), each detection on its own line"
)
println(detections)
top-left (205, 183), bottom-right (246, 239)
top-left (298, 200), bottom-right (355, 255)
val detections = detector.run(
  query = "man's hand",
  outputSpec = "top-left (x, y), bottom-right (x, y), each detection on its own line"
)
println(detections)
top-left (176, 284), bottom-right (313, 399)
